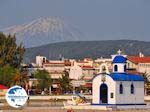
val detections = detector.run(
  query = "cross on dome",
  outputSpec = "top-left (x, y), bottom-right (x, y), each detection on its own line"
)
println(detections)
top-left (117, 49), bottom-right (122, 55)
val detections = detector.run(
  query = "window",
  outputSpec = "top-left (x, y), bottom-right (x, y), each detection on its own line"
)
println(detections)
top-left (124, 65), bottom-right (126, 72)
top-left (114, 65), bottom-right (118, 72)
top-left (131, 84), bottom-right (134, 94)
top-left (43, 58), bottom-right (46, 63)
top-left (110, 93), bottom-right (114, 98)
top-left (119, 83), bottom-right (123, 94)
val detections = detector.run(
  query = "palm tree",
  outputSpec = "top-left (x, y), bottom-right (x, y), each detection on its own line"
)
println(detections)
top-left (14, 70), bottom-right (28, 88)
top-left (58, 71), bottom-right (73, 94)
top-left (141, 72), bottom-right (150, 95)
top-left (34, 70), bottom-right (52, 91)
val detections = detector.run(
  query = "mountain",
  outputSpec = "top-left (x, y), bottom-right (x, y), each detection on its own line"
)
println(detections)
top-left (23, 40), bottom-right (150, 63)
top-left (2, 17), bottom-right (85, 48)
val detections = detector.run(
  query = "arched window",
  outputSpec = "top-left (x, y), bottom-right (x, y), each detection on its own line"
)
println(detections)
top-left (119, 83), bottom-right (123, 94)
top-left (131, 84), bottom-right (134, 94)
top-left (124, 65), bottom-right (126, 72)
top-left (114, 65), bottom-right (118, 72)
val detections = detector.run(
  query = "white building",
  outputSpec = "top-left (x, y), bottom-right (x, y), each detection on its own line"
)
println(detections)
top-left (127, 55), bottom-right (150, 81)
top-left (36, 55), bottom-right (46, 67)
top-left (69, 65), bottom-right (82, 80)
top-left (43, 60), bottom-right (65, 73)
top-left (92, 55), bottom-right (144, 105)
top-left (74, 58), bottom-right (93, 67)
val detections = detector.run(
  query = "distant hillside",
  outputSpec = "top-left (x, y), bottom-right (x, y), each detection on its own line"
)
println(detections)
top-left (23, 40), bottom-right (150, 63)
top-left (2, 17), bottom-right (86, 48)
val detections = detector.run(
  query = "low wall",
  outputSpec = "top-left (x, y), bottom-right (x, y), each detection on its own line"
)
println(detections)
top-left (0, 95), bottom-right (92, 100)
top-left (29, 95), bottom-right (92, 100)
top-left (1, 95), bottom-right (150, 101)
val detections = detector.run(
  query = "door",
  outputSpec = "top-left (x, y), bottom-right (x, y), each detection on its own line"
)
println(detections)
top-left (100, 83), bottom-right (108, 104)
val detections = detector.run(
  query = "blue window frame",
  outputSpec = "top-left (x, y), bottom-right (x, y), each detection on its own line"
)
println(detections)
top-left (119, 83), bottom-right (123, 94)
top-left (131, 84), bottom-right (134, 94)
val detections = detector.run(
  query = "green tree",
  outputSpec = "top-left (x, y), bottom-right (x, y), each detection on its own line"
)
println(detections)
top-left (35, 70), bottom-right (52, 91)
top-left (58, 71), bottom-right (73, 94)
top-left (0, 32), bottom-right (26, 87)
top-left (0, 65), bottom-right (16, 87)
top-left (0, 32), bottom-right (25, 68)
top-left (14, 70), bottom-right (28, 88)
top-left (0, 65), bottom-right (28, 88)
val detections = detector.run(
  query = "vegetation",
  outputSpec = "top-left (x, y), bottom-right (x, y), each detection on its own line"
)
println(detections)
top-left (142, 72), bottom-right (150, 84)
top-left (58, 71), bottom-right (73, 94)
top-left (14, 70), bottom-right (28, 88)
top-left (0, 32), bottom-right (25, 87)
top-left (24, 40), bottom-right (150, 62)
top-left (0, 32), bottom-right (25, 68)
top-left (34, 70), bottom-right (52, 91)
top-left (142, 72), bottom-right (150, 95)
top-left (0, 66), bottom-right (16, 87)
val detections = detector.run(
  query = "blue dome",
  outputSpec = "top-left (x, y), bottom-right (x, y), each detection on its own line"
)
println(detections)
top-left (113, 55), bottom-right (127, 63)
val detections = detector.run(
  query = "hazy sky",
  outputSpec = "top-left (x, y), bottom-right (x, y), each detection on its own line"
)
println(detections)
top-left (0, 0), bottom-right (150, 41)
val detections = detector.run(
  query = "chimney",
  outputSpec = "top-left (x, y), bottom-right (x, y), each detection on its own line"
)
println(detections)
top-left (139, 52), bottom-right (144, 57)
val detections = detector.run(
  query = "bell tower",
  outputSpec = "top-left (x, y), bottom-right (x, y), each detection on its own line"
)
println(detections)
top-left (112, 55), bottom-right (127, 73)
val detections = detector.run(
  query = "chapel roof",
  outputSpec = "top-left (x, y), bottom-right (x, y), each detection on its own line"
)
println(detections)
top-left (109, 73), bottom-right (144, 81)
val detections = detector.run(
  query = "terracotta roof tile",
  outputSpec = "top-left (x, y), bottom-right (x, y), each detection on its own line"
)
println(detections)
top-left (127, 56), bottom-right (150, 63)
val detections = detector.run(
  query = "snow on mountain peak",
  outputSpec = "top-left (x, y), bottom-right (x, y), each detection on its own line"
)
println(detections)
top-left (2, 17), bottom-right (85, 48)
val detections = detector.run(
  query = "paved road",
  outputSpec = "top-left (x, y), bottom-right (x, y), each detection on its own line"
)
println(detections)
top-left (1, 107), bottom-right (150, 112)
